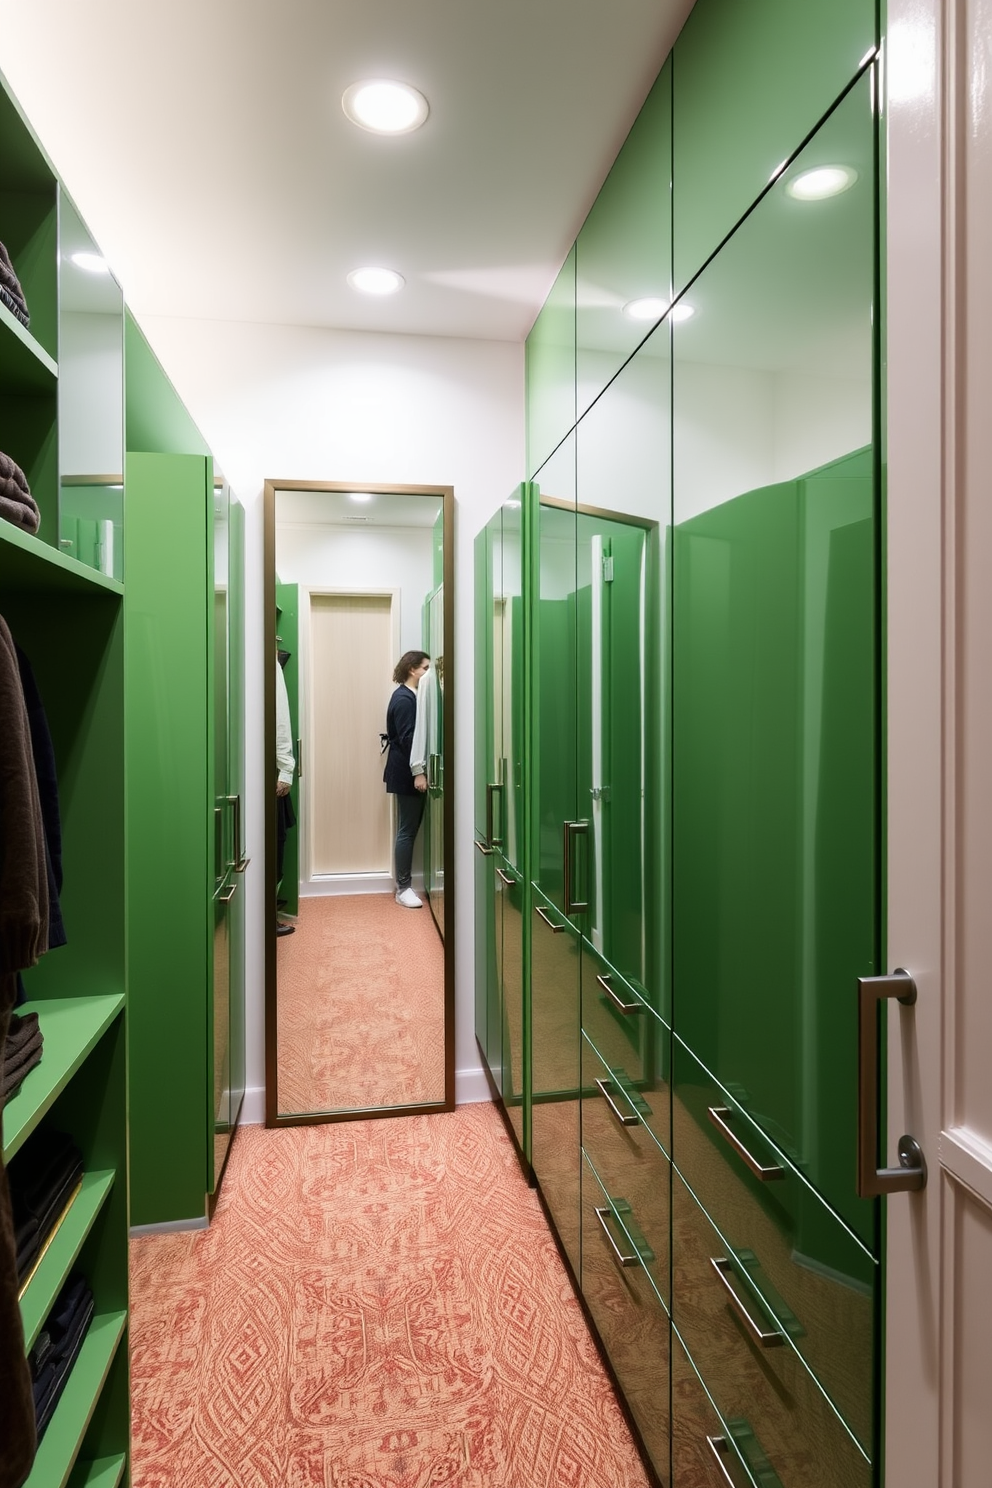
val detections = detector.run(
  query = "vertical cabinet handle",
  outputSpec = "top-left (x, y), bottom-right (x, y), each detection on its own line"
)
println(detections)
top-left (485, 781), bottom-right (503, 848)
top-left (563, 819), bottom-right (589, 915)
top-left (857, 969), bottom-right (927, 1196)
top-left (228, 793), bottom-right (249, 873)
top-left (296, 737), bottom-right (302, 780)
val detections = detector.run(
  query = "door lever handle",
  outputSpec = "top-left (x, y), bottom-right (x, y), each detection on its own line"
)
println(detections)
top-left (857, 969), bottom-right (927, 1196)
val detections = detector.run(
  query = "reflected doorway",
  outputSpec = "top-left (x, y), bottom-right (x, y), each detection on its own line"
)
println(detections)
top-left (264, 480), bottom-right (454, 1125)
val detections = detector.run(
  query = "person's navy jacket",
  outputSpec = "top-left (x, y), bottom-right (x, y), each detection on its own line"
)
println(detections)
top-left (383, 684), bottom-right (418, 796)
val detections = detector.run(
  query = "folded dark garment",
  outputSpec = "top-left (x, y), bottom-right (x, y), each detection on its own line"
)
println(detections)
top-left (9, 1132), bottom-right (80, 1228)
top-left (34, 1291), bottom-right (94, 1438)
top-left (29, 1273), bottom-right (89, 1378)
top-left (4, 1013), bottom-right (40, 1059)
top-left (0, 283), bottom-right (29, 328)
top-left (0, 241), bottom-right (29, 325)
top-left (15, 1163), bottom-right (82, 1285)
top-left (0, 451), bottom-right (39, 536)
top-left (30, 1274), bottom-right (93, 1438)
top-left (1, 1027), bottom-right (43, 1100)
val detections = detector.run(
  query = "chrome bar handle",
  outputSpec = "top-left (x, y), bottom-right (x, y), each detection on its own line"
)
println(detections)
top-left (594, 1206), bottom-right (639, 1268)
top-left (710, 1257), bottom-right (784, 1349)
top-left (707, 1106), bottom-right (785, 1182)
top-left (706, 1437), bottom-right (738, 1488)
top-left (475, 838), bottom-right (494, 857)
top-left (563, 819), bottom-right (589, 915)
top-left (597, 971), bottom-right (644, 1016)
top-left (218, 883), bottom-right (237, 904)
top-left (486, 781), bottom-right (503, 848)
top-left (595, 1078), bottom-right (638, 1128)
top-left (228, 793), bottom-right (249, 872)
top-left (536, 905), bottom-right (564, 933)
top-left (496, 867), bottom-right (514, 887)
top-left (296, 737), bottom-right (302, 780)
top-left (857, 969), bottom-right (927, 1196)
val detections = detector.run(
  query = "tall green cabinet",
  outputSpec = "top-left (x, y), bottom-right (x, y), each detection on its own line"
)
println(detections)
top-left (1, 70), bottom-right (129, 1487)
top-left (477, 4), bottom-right (883, 1484)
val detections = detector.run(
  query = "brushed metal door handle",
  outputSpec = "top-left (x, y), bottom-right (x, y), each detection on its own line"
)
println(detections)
top-left (475, 838), bottom-right (494, 856)
top-left (563, 819), bottom-right (589, 915)
top-left (857, 969), bottom-right (927, 1196)
top-left (707, 1106), bottom-right (785, 1182)
top-left (218, 883), bottom-right (237, 904)
top-left (496, 867), bottom-right (514, 887)
top-left (596, 971), bottom-right (644, 1015)
top-left (594, 1205), bottom-right (639, 1268)
top-left (535, 905), bottom-right (563, 933)
top-left (710, 1257), bottom-right (784, 1349)
top-left (595, 1078), bottom-right (638, 1128)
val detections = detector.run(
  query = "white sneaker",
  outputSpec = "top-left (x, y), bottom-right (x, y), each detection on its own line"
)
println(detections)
top-left (395, 887), bottom-right (422, 908)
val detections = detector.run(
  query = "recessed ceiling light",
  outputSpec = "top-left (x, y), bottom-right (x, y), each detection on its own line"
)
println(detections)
top-left (622, 297), bottom-right (695, 324)
top-left (71, 251), bottom-right (109, 275)
top-left (786, 165), bottom-right (858, 201)
top-left (348, 492), bottom-right (372, 503)
top-left (342, 80), bottom-right (429, 135)
top-left (347, 267), bottom-right (405, 296)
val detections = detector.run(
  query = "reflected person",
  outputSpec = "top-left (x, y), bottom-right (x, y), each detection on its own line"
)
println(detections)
top-left (383, 650), bottom-right (429, 908)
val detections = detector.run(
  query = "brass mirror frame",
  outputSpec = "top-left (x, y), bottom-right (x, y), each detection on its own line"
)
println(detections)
top-left (263, 478), bottom-right (455, 1126)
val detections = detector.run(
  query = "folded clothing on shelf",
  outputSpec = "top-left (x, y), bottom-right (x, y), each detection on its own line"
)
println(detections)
top-left (0, 1011), bottom-right (43, 1104)
top-left (29, 1271), bottom-right (94, 1439)
top-left (7, 1129), bottom-right (83, 1287)
top-left (0, 451), bottom-right (40, 536)
top-left (0, 242), bottom-right (30, 328)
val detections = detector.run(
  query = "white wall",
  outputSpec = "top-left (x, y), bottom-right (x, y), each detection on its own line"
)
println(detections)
top-left (59, 312), bottom-right (124, 475)
top-left (140, 314), bottom-right (524, 1116)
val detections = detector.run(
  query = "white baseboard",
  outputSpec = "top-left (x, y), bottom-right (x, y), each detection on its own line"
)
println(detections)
top-left (300, 875), bottom-right (393, 897)
top-left (129, 1215), bottom-right (209, 1238)
top-left (240, 1086), bottom-right (266, 1125)
top-left (455, 1066), bottom-right (492, 1105)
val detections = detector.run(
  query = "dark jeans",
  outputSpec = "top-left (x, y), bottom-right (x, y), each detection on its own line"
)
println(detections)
top-left (394, 792), bottom-right (425, 891)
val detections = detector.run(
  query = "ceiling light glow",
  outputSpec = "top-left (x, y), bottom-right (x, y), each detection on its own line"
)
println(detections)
top-left (342, 80), bottom-right (429, 135)
top-left (669, 303), bottom-right (695, 323)
top-left (348, 492), bottom-right (372, 503)
top-left (71, 251), bottom-right (109, 275)
top-left (347, 266), bottom-right (405, 296)
top-left (622, 297), bottom-right (695, 324)
top-left (786, 165), bottom-right (858, 201)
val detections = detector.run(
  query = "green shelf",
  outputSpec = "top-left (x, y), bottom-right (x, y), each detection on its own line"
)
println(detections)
top-left (67, 1453), bottom-right (127, 1488)
top-left (0, 520), bottom-right (124, 597)
top-left (20, 1169), bottom-right (116, 1351)
top-left (24, 1309), bottom-right (127, 1488)
top-left (0, 298), bottom-right (58, 391)
top-left (2, 996), bottom-right (125, 1162)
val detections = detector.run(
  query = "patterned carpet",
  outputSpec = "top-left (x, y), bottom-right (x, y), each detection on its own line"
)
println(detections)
top-left (276, 894), bottom-right (445, 1114)
top-left (129, 1105), bottom-right (652, 1488)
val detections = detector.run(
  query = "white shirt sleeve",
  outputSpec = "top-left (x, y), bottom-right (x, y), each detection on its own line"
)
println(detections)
top-left (410, 666), bottom-right (434, 776)
top-left (275, 662), bottom-right (296, 784)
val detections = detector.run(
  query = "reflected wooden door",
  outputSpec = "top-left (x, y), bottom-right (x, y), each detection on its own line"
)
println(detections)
top-left (308, 594), bottom-right (393, 875)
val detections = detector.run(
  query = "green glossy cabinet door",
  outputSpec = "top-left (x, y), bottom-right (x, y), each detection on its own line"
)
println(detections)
top-left (672, 0), bottom-right (876, 294)
top-left (672, 73), bottom-right (878, 1247)
top-left (228, 498), bottom-right (246, 1129)
top-left (474, 525), bottom-right (496, 1062)
top-left (576, 58), bottom-right (671, 420)
top-left (526, 247), bottom-right (575, 480)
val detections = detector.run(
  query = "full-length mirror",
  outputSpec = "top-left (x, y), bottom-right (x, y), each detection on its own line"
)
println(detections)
top-left (264, 481), bottom-right (454, 1123)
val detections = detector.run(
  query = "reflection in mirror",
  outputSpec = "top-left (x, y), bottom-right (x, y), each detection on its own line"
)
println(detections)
top-left (272, 487), bottom-right (449, 1118)
top-left (58, 193), bottom-right (124, 580)
top-left (672, 73), bottom-right (876, 1241)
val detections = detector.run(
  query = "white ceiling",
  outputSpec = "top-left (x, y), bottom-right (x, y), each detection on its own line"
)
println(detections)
top-left (0, 0), bottom-right (694, 343)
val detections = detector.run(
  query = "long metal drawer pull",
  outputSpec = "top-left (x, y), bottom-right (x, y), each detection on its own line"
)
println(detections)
top-left (857, 969), bottom-right (927, 1196)
top-left (475, 838), bottom-right (494, 857)
top-left (706, 1437), bottom-right (738, 1488)
top-left (597, 971), bottom-right (644, 1016)
top-left (563, 819), bottom-right (589, 915)
top-left (218, 883), bottom-right (237, 904)
top-left (707, 1106), bottom-right (785, 1182)
top-left (595, 1078), bottom-right (639, 1127)
top-left (496, 867), bottom-right (514, 887)
top-left (535, 904), bottom-right (564, 933)
top-left (594, 1205), bottom-right (639, 1268)
top-left (710, 1257), bottom-right (784, 1349)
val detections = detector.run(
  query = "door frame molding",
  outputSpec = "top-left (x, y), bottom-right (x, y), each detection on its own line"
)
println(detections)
top-left (263, 478), bottom-right (455, 1126)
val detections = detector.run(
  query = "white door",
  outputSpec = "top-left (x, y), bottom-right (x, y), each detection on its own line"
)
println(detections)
top-left (886, 5), bottom-right (992, 1481)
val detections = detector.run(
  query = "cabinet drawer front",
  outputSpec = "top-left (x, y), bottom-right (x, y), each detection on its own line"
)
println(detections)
top-left (581, 1151), bottom-right (670, 1476)
top-left (581, 943), bottom-right (660, 1088)
top-left (673, 1171), bottom-right (872, 1488)
top-left (582, 1034), bottom-right (670, 1302)
top-left (673, 1039), bottom-right (876, 1452)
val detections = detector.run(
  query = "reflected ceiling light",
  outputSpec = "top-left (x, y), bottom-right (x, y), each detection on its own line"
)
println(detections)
top-left (786, 165), bottom-right (858, 200)
top-left (505, 499), bottom-right (521, 509)
top-left (347, 266), bottom-right (405, 295)
top-left (347, 492), bottom-right (372, 503)
top-left (342, 80), bottom-right (429, 135)
top-left (71, 251), bottom-right (109, 274)
top-left (622, 296), bottom-right (694, 324)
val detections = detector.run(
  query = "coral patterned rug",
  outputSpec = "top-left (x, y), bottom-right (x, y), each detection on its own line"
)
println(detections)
top-left (276, 894), bottom-right (445, 1114)
top-left (129, 1104), bottom-right (652, 1488)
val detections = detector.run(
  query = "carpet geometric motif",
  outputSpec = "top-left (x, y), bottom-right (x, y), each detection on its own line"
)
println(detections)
top-left (276, 894), bottom-right (445, 1115)
top-left (130, 1104), bottom-right (652, 1487)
